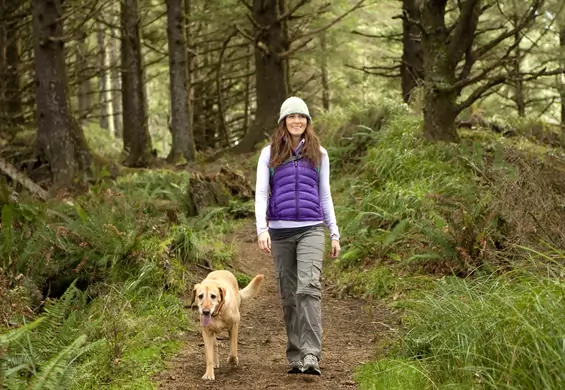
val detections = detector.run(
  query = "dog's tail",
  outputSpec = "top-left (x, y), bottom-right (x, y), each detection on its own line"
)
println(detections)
top-left (239, 274), bottom-right (264, 301)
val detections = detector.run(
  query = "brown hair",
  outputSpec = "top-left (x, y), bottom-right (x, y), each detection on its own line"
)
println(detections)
top-left (269, 120), bottom-right (322, 168)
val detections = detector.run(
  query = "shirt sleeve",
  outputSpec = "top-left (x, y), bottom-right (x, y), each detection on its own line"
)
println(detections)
top-left (319, 148), bottom-right (340, 240)
top-left (254, 146), bottom-right (271, 236)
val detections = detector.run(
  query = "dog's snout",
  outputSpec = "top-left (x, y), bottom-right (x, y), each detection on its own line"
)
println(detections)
top-left (202, 309), bottom-right (211, 315)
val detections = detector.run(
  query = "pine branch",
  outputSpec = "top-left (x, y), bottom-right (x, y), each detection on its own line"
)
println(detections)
top-left (288, 0), bottom-right (365, 44)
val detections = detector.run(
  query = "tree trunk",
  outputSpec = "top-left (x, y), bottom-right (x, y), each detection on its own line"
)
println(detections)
top-left (31, 0), bottom-right (91, 191)
top-left (559, 26), bottom-right (565, 128)
top-left (320, 31), bottom-right (330, 111)
top-left (243, 43), bottom-right (252, 136)
top-left (186, 0), bottom-right (195, 150)
top-left (423, 86), bottom-right (460, 142)
top-left (109, 8), bottom-right (122, 138)
top-left (98, 23), bottom-right (114, 133)
top-left (0, 0), bottom-right (22, 132)
top-left (77, 29), bottom-right (91, 125)
top-left (166, 0), bottom-right (195, 162)
top-left (232, 0), bottom-right (289, 153)
top-left (121, 0), bottom-right (153, 166)
top-left (401, 0), bottom-right (424, 103)
top-left (420, 0), bottom-right (461, 143)
top-left (512, 14), bottom-right (525, 117)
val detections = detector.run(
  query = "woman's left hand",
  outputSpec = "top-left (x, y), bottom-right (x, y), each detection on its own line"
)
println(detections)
top-left (329, 239), bottom-right (341, 258)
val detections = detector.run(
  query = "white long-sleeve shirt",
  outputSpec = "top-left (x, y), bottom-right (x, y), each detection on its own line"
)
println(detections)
top-left (254, 144), bottom-right (340, 240)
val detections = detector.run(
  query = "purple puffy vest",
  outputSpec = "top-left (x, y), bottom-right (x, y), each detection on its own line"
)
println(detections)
top-left (267, 155), bottom-right (323, 221)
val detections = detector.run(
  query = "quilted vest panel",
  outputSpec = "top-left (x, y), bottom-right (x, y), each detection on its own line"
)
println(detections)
top-left (267, 156), bottom-right (323, 221)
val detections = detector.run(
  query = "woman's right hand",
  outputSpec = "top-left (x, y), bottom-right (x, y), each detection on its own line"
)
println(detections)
top-left (258, 231), bottom-right (271, 254)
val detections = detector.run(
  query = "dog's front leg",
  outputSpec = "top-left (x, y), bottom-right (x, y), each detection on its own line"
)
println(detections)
top-left (202, 330), bottom-right (216, 380)
top-left (214, 337), bottom-right (220, 368)
top-left (227, 322), bottom-right (239, 366)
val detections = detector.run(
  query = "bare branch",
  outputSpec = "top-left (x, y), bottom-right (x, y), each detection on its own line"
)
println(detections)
top-left (446, 0), bottom-right (481, 69)
top-left (453, 38), bottom-right (519, 90)
top-left (345, 63), bottom-right (401, 77)
top-left (277, 0), bottom-right (310, 22)
top-left (473, 0), bottom-right (543, 61)
top-left (457, 75), bottom-right (507, 111)
top-left (392, 10), bottom-right (427, 37)
top-left (289, 0), bottom-right (365, 44)
top-left (522, 67), bottom-right (565, 82)
top-left (233, 23), bottom-right (254, 42)
top-left (278, 37), bottom-right (313, 58)
top-left (351, 29), bottom-right (403, 41)
top-left (238, 0), bottom-right (252, 12)
top-left (537, 96), bottom-right (558, 118)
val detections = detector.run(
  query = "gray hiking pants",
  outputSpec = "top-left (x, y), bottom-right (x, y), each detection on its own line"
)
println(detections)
top-left (271, 225), bottom-right (325, 362)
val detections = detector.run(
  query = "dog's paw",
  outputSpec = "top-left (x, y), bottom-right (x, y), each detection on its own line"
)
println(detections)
top-left (214, 361), bottom-right (220, 369)
top-left (227, 355), bottom-right (239, 366)
top-left (202, 372), bottom-right (215, 380)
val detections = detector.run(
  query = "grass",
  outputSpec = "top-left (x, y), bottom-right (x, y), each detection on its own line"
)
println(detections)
top-left (316, 98), bottom-right (565, 294)
top-left (0, 165), bottom-right (251, 389)
top-left (310, 101), bottom-right (565, 389)
top-left (4, 99), bottom-right (565, 389)
top-left (313, 99), bottom-right (565, 389)
top-left (356, 256), bottom-right (565, 389)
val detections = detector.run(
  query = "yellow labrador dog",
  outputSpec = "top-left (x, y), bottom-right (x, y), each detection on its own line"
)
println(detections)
top-left (191, 270), bottom-right (264, 380)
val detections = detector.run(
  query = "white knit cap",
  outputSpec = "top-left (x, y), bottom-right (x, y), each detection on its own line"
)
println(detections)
top-left (278, 96), bottom-right (311, 123)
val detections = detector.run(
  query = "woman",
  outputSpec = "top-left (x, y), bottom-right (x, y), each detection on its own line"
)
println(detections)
top-left (254, 96), bottom-right (341, 375)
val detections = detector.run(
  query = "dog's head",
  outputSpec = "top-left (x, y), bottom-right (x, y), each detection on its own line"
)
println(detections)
top-left (190, 281), bottom-right (226, 325)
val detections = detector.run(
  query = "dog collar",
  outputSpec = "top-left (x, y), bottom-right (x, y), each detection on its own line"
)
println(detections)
top-left (212, 299), bottom-right (225, 317)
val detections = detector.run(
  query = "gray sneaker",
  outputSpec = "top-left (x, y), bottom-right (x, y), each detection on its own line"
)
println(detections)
top-left (302, 354), bottom-right (321, 375)
top-left (287, 360), bottom-right (303, 374)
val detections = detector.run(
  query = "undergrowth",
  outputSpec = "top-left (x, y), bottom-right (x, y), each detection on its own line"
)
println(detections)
top-left (355, 246), bottom-right (565, 390)
top-left (317, 99), bottom-right (565, 300)
top-left (315, 99), bottom-right (565, 389)
top-left (0, 168), bottom-right (250, 389)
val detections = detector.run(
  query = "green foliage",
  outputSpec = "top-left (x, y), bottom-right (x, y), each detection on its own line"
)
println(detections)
top-left (1, 282), bottom-right (105, 389)
top-left (317, 97), bottom-right (565, 312)
top-left (358, 257), bottom-right (565, 389)
top-left (324, 99), bottom-right (495, 270)
top-left (83, 124), bottom-right (123, 161)
top-left (0, 167), bottom-right (248, 389)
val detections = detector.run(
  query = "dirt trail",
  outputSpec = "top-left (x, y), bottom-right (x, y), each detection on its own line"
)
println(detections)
top-left (155, 221), bottom-right (393, 390)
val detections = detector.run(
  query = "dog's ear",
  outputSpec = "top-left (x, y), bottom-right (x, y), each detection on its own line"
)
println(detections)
top-left (189, 284), bottom-right (199, 307)
top-left (218, 286), bottom-right (226, 302)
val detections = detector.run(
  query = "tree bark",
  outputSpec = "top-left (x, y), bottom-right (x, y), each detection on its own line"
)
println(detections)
top-left (121, 0), bottom-right (153, 166)
top-left (512, 14), bottom-right (525, 117)
top-left (401, 0), bottom-right (424, 103)
top-left (109, 7), bottom-right (122, 138)
top-left (31, 0), bottom-right (91, 191)
top-left (420, 0), bottom-right (478, 143)
top-left (186, 0), bottom-right (195, 150)
top-left (0, 0), bottom-right (22, 131)
top-left (98, 23), bottom-right (114, 133)
top-left (166, 0), bottom-right (195, 162)
top-left (243, 43), bottom-right (252, 135)
top-left (232, 0), bottom-right (289, 153)
top-left (320, 31), bottom-right (330, 111)
top-left (77, 29), bottom-right (91, 125)
top-left (559, 25), bottom-right (565, 127)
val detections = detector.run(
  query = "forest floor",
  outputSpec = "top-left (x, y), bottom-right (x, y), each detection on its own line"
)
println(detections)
top-left (154, 220), bottom-right (397, 389)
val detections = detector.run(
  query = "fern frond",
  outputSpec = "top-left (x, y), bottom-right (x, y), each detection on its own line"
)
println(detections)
top-left (29, 334), bottom-right (87, 390)
top-left (0, 317), bottom-right (45, 346)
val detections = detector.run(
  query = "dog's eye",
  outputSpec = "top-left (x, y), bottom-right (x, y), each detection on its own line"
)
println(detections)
top-left (198, 294), bottom-right (204, 299)
top-left (210, 294), bottom-right (217, 299)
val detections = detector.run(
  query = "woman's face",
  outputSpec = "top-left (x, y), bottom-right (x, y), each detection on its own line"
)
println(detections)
top-left (285, 114), bottom-right (308, 138)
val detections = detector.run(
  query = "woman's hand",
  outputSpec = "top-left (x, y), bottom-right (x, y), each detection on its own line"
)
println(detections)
top-left (329, 239), bottom-right (341, 258)
top-left (258, 231), bottom-right (271, 254)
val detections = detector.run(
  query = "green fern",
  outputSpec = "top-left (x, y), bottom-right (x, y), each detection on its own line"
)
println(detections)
top-left (1, 282), bottom-right (107, 389)
top-left (30, 336), bottom-right (88, 390)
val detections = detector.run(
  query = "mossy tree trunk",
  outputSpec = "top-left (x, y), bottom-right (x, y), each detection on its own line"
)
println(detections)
top-left (31, 0), bottom-right (92, 192)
